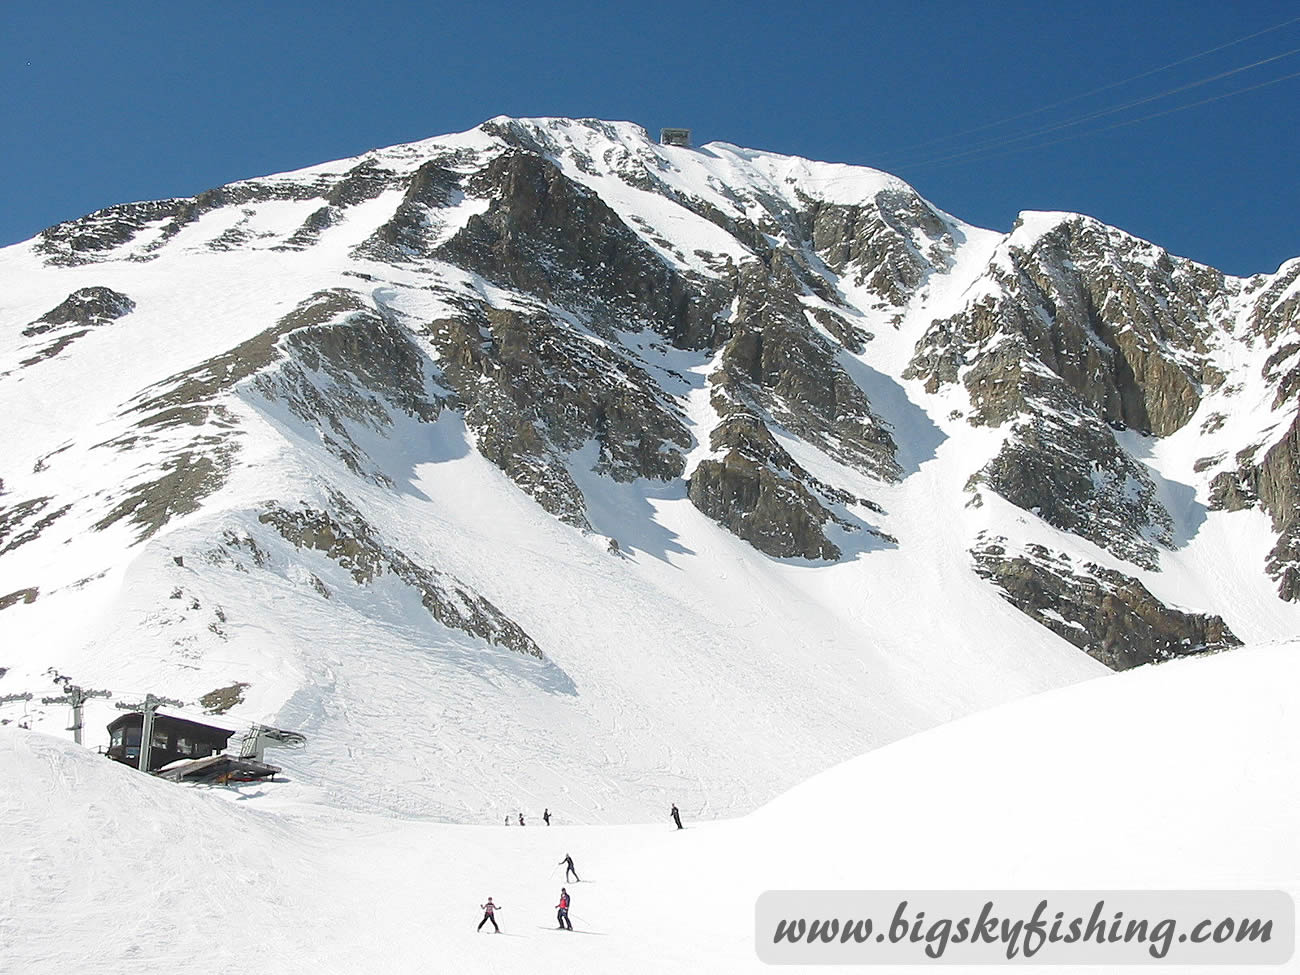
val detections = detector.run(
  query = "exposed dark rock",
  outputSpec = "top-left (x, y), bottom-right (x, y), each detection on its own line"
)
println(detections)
top-left (23, 287), bottom-right (135, 336)
top-left (200, 682), bottom-right (249, 714)
top-left (325, 159), bottom-right (400, 207)
top-left (964, 361), bottom-right (1172, 570)
top-left (93, 448), bottom-right (234, 540)
top-left (686, 408), bottom-right (886, 561)
top-left (903, 217), bottom-right (1225, 566)
top-left (436, 151), bottom-right (724, 349)
top-left (425, 301), bottom-right (695, 527)
top-left (1209, 415), bottom-right (1300, 599)
top-left (0, 588), bottom-right (39, 611)
top-left (689, 451), bottom-right (840, 561)
top-left (276, 205), bottom-right (341, 251)
top-left (713, 254), bottom-right (899, 482)
top-left (35, 198), bottom-right (189, 265)
top-left (249, 295), bottom-right (443, 483)
top-left (1208, 469), bottom-right (1257, 512)
top-left (260, 498), bottom-right (543, 657)
top-left (1207, 261), bottom-right (1300, 599)
top-left (20, 331), bottom-right (90, 368)
top-left (33, 158), bottom-right (398, 265)
top-left (972, 535), bottom-right (1240, 669)
top-left (353, 162), bottom-right (463, 261)
top-left (94, 290), bottom-right (414, 540)
top-left (17, 286), bottom-right (136, 366)
top-left (127, 289), bottom-right (366, 431)
top-left (0, 496), bottom-right (72, 555)
top-left (145, 179), bottom-right (326, 253)
top-left (804, 188), bottom-right (956, 309)
top-left (907, 215), bottom-right (1226, 437)
top-left (1245, 259), bottom-right (1300, 345)
top-left (806, 306), bottom-right (871, 354)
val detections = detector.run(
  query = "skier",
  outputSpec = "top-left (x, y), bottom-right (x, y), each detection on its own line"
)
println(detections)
top-left (504, 814), bottom-right (510, 826)
top-left (555, 887), bottom-right (573, 930)
top-left (559, 853), bottom-right (580, 882)
top-left (477, 897), bottom-right (501, 933)
top-left (671, 803), bottom-right (683, 830)
top-left (543, 807), bottom-right (551, 826)
top-left (519, 812), bottom-right (525, 826)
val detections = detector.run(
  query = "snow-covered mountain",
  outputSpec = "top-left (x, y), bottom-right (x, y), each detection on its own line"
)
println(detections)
top-left (1, 116), bottom-right (1297, 823)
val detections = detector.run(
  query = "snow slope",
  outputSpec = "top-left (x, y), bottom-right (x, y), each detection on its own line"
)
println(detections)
top-left (1, 116), bottom-right (1297, 830)
top-left (2, 640), bottom-right (1295, 974)
top-left (0, 119), bottom-right (1112, 824)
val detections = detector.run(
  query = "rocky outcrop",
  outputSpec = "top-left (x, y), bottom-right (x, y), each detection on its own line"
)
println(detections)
top-left (905, 216), bottom-right (1232, 566)
top-left (713, 254), bottom-right (900, 483)
top-left (803, 188), bottom-right (957, 313)
top-left (689, 450), bottom-right (840, 561)
top-left (24, 287), bottom-right (136, 335)
top-left (32, 154), bottom-right (419, 266)
top-left (352, 161), bottom-right (463, 261)
top-left (962, 349), bottom-right (1173, 569)
top-left (0, 588), bottom-right (39, 611)
top-left (436, 151), bottom-right (725, 348)
top-left (17, 286), bottom-right (136, 367)
top-left (92, 289), bottom-right (436, 540)
top-left (0, 496), bottom-right (71, 555)
top-left (1202, 260), bottom-right (1300, 599)
top-left (259, 497), bottom-right (542, 658)
top-left (972, 535), bottom-right (1240, 669)
top-left (687, 412), bottom-right (872, 561)
top-left (908, 215), bottom-right (1227, 437)
top-left (249, 296), bottom-right (443, 483)
top-left (425, 301), bottom-right (694, 527)
top-left (92, 450), bottom-right (234, 540)
top-left (1207, 413), bottom-right (1300, 600)
top-left (35, 198), bottom-right (190, 265)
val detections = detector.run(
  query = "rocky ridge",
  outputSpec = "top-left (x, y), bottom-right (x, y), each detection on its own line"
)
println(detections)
top-left (2, 116), bottom-right (1298, 688)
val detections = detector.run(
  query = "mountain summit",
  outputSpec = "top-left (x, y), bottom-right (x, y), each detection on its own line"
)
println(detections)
top-left (1, 117), bottom-right (1296, 821)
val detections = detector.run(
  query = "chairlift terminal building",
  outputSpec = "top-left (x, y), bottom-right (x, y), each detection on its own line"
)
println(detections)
top-left (106, 711), bottom-right (234, 772)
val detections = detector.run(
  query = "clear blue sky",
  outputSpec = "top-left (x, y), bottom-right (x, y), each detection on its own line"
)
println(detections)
top-left (3, 0), bottom-right (1298, 276)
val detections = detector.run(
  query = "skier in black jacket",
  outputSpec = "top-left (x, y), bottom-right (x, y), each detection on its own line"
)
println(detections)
top-left (559, 853), bottom-right (580, 882)
top-left (671, 803), bottom-right (683, 829)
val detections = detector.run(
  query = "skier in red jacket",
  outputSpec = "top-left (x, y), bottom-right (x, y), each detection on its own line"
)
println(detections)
top-left (555, 887), bottom-right (573, 930)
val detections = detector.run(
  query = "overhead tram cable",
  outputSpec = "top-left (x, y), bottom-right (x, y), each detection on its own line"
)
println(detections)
top-left (900, 68), bottom-right (1300, 174)
top-left (892, 44), bottom-right (1300, 172)
top-left (880, 12), bottom-right (1300, 160)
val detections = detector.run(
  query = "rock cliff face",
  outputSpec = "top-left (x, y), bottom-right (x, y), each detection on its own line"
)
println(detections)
top-left (3, 115), bottom-right (1297, 686)
top-left (258, 496), bottom-right (542, 659)
top-left (971, 535), bottom-right (1240, 669)
top-left (908, 215), bottom-right (1228, 435)
top-left (1199, 259), bottom-right (1300, 599)
top-left (15, 286), bottom-right (136, 368)
top-left (905, 215), bottom-right (1242, 570)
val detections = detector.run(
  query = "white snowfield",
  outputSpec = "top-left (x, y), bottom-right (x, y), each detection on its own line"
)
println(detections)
top-left (2, 640), bottom-right (1296, 974)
